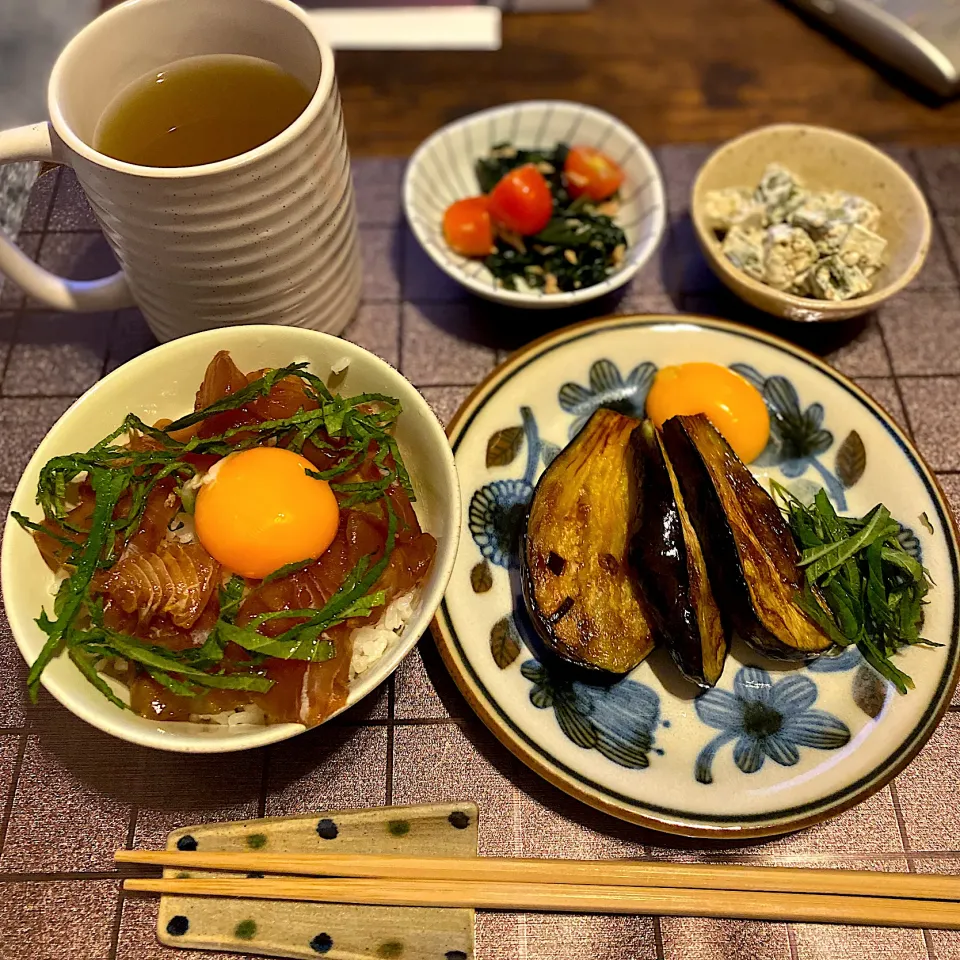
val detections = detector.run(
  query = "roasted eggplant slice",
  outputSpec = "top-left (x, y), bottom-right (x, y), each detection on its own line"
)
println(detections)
top-left (521, 408), bottom-right (655, 675)
top-left (630, 420), bottom-right (727, 687)
top-left (660, 413), bottom-right (833, 661)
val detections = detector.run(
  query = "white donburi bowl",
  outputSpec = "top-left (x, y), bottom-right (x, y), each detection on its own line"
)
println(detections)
top-left (1, 326), bottom-right (460, 753)
top-left (403, 100), bottom-right (666, 309)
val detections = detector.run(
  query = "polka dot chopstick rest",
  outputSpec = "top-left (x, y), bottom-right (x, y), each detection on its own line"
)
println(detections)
top-left (155, 803), bottom-right (477, 960)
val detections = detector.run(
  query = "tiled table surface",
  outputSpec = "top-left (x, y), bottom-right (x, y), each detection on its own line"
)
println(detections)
top-left (2, 148), bottom-right (960, 960)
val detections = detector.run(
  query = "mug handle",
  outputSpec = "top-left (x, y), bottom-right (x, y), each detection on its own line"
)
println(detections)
top-left (0, 122), bottom-right (133, 312)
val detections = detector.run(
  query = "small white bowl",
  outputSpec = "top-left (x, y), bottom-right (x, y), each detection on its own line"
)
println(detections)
top-left (0, 326), bottom-right (460, 753)
top-left (403, 100), bottom-right (666, 309)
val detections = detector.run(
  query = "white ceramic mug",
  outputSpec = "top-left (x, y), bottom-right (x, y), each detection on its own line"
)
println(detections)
top-left (0, 0), bottom-right (362, 341)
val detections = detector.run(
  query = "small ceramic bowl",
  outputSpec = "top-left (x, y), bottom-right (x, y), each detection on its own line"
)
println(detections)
top-left (1, 326), bottom-right (460, 753)
top-left (691, 124), bottom-right (931, 322)
top-left (403, 100), bottom-right (666, 309)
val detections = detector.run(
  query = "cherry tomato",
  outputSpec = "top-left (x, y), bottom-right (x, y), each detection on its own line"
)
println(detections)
top-left (564, 145), bottom-right (624, 202)
top-left (442, 196), bottom-right (494, 257)
top-left (487, 164), bottom-right (553, 236)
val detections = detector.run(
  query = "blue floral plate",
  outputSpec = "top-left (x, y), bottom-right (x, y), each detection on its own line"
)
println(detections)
top-left (432, 314), bottom-right (960, 838)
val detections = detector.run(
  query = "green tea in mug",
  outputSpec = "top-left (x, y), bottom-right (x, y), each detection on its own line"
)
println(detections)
top-left (93, 54), bottom-right (313, 167)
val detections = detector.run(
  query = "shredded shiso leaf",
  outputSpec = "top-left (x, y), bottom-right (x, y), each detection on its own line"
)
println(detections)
top-left (13, 363), bottom-right (412, 706)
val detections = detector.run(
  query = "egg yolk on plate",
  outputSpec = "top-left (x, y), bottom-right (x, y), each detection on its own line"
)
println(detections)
top-left (645, 362), bottom-right (770, 463)
top-left (194, 447), bottom-right (340, 579)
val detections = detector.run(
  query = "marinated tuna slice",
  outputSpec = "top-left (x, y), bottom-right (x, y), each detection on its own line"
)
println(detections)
top-left (96, 540), bottom-right (220, 630)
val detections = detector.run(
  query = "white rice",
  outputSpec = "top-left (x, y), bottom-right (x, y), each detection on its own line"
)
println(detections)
top-left (330, 356), bottom-right (351, 375)
top-left (190, 590), bottom-right (418, 727)
top-left (348, 591), bottom-right (416, 679)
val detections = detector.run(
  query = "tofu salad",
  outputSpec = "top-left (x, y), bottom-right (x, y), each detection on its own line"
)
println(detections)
top-left (704, 164), bottom-right (887, 302)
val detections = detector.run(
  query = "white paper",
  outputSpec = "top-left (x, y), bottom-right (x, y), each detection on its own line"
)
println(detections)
top-left (308, 6), bottom-right (502, 50)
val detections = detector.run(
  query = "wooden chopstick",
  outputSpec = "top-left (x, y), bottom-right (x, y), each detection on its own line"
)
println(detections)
top-left (115, 850), bottom-right (960, 902)
top-left (123, 876), bottom-right (960, 929)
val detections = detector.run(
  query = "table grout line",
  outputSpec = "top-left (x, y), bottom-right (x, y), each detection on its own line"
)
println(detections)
top-left (257, 747), bottom-right (270, 819)
top-left (99, 311), bottom-right (121, 381)
top-left (385, 676), bottom-right (396, 806)
top-left (786, 923), bottom-right (801, 960)
top-left (877, 324), bottom-right (918, 443)
top-left (914, 149), bottom-right (960, 290)
top-left (0, 734), bottom-right (26, 860)
top-left (0, 314), bottom-right (22, 393)
top-left (106, 810), bottom-right (138, 960)
top-left (651, 915), bottom-right (665, 960)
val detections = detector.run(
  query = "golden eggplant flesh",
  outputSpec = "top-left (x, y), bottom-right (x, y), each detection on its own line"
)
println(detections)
top-left (521, 408), bottom-right (655, 675)
top-left (630, 420), bottom-right (727, 687)
top-left (660, 413), bottom-right (833, 661)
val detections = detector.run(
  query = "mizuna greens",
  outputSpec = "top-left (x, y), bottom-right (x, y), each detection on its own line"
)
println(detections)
top-left (774, 483), bottom-right (936, 693)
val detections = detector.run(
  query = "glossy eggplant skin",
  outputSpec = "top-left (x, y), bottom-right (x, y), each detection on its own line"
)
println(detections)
top-left (660, 414), bottom-right (833, 661)
top-left (521, 408), bottom-right (655, 675)
top-left (630, 421), bottom-right (727, 687)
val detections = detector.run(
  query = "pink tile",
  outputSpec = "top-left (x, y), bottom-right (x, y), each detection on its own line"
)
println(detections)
top-left (4, 312), bottom-right (111, 396)
top-left (894, 712), bottom-right (960, 850)
top-left (47, 169), bottom-right (99, 231)
top-left (0, 880), bottom-right (118, 960)
top-left (613, 288), bottom-right (677, 317)
top-left (917, 147), bottom-right (960, 215)
top-left (661, 917), bottom-right (791, 960)
top-left (360, 227), bottom-right (402, 301)
top-left (131, 751), bottom-right (263, 852)
top-left (901, 378), bottom-right (960, 470)
top-left (30, 233), bottom-right (118, 310)
top-left (656, 145), bottom-right (715, 215)
top-left (392, 722), bottom-right (650, 859)
top-left (352, 157), bottom-right (404, 226)
top-left (821, 319), bottom-right (891, 378)
top-left (853, 377), bottom-right (909, 434)
top-left (525, 913), bottom-right (657, 960)
top-left (342, 302), bottom-right (400, 368)
top-left (0, 397), bottom-right (74, 491)
top-left (939, 474), bottom-right (960, 526)
top-left (18, 167), bottom-right (61, 232)
top-left (475, 912), bottom-right (522, 960)
top-left (0, 727), bottom-right (134, 871)
top-left (107, 309), bottom-right (158, 373)
top-left (914, 220), bottom-right (957, 289)
top-left (0, 733), bottom-right (23, 835)
top-left (880, 290), bottom-right (960, 375)
top-left (394, 635), bottom-right (470, 720)
top-left (392, 722), bottom-right (526, 857)
top-left (0, 234), bottom-right (40, 309)
top-left (418, 385), bottom-right (472, 429)
top-left (478, 913), bottom-right (656, 960)
top-left (0, 611), bottom-right (25, 732)
top-left (401, 302), bottom-right (496, 386)
top-left (402, 225), bottom-right (469, 302)
top-left (792, 919), bottom-right (925, 960)
top-left (335, 679), bottom-right (389, 723)
top-left (664, 218), bottom-right (726, 296)
top-left (264, 724), bottom-right (388, 817)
